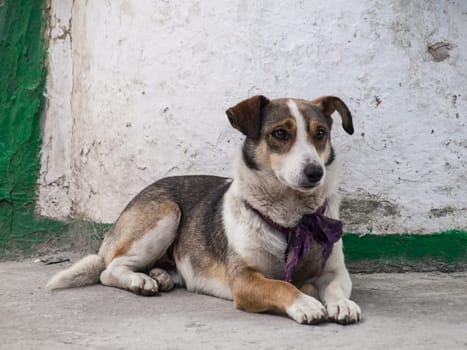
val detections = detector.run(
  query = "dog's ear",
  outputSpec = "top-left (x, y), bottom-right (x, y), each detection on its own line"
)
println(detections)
top-left (312, 96), bottom-right (354, 135)
top-left (226, 95), bottom-right (270, 139)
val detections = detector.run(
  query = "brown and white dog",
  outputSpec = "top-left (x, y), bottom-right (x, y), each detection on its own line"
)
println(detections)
top-left (47, 95), bottom-right (361, 325)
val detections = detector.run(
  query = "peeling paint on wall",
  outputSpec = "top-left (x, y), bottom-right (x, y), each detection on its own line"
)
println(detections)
top-left (428, 42), bottom-right (453, 62)
top-left (38, 0), bottom-right (467, 234)
top-left (38, 0), bottom-right (74, 220)
top-left (341, 194), bottom-right (401, 234)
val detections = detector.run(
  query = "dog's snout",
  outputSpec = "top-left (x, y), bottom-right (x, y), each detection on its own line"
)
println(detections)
top-left (303, 164), bottom-right (323, 183)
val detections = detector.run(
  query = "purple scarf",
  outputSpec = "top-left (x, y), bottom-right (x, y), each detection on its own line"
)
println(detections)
top-left (246, 201), bottom-right (343, 282)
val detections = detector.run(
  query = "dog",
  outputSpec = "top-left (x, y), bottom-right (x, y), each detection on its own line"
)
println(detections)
top-left (47, 95), bottom-right (361, 325)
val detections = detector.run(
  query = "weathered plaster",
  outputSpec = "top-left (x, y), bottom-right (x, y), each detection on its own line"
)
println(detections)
top-left (38, 0), bottom-right (74, 219)
top-left (39, 0), bottom-right (467, 234)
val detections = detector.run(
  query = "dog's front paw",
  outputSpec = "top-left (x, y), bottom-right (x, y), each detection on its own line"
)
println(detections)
top-left (286, 294), bottom-right (327, 324)
top-left (326, 299), bottom-right (361, 324)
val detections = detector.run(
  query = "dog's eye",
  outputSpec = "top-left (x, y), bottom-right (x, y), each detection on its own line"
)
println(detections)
top-left (272, 129), bottom-right (288, 141)
top-left (316, 129), bottom-right (327, 140)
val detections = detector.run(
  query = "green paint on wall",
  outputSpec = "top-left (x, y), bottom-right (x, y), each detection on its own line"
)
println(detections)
top-left (0, 0), bottom-right (69, 256)
top-left (343, 230), bottom-right (467, 272)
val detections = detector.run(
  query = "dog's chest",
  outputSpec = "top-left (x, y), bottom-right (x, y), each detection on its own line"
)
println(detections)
top-left (225, 209), bottom-right (288, 278)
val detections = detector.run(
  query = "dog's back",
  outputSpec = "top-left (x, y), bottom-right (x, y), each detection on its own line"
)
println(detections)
top-left (48, 175), bottom-right (232, 294)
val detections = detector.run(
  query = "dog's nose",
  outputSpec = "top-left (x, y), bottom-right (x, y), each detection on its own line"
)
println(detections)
top-left (303, 164), bottom-right (323, 183)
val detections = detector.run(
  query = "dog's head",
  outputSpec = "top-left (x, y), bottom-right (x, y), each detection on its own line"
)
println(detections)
top-left (226, 95), bottom-right (354, 192)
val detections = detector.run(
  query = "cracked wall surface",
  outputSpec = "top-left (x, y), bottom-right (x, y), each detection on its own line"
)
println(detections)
top-left (38, 0), bottom-right (467, 234)
top-left (39, 0), bottom-right (74, 220)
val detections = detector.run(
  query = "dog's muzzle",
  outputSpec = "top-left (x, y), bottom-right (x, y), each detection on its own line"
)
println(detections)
top-left (301, 164), bottom-right (323, 188)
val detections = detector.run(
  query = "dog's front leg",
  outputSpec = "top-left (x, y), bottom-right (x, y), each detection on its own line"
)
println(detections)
top-left (315, 240), bottom-right (362, 324)
top-left (230, 267), bottom-right (326, 324)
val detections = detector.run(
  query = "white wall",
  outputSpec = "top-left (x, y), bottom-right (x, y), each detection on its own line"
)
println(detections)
top-left (39, 0), bottom-right (467, 234)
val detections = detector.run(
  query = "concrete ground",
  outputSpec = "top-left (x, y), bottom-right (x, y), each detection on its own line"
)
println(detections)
top-left (0, 258), bottom-right (466, 350)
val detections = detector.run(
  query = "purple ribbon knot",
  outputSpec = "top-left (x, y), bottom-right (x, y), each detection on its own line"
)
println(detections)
top-left (246, 201), bottom-right (343, 282)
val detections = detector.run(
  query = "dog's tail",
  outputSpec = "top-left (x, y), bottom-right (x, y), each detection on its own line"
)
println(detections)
top-left (46, 254), bottom-right (106, 290)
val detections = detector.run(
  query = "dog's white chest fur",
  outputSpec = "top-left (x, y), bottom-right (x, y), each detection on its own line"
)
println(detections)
top-left (223, 186), bottom-right (288, 279)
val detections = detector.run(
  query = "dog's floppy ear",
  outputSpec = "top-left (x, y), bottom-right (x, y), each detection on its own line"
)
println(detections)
top-left (312, 96), bottom-right (354, 135)
top-left (226, 95), bottom-right (270, 139)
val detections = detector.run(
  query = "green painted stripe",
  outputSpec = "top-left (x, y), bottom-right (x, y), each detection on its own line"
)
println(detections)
top-left (343, 230), bottom-right (467, 271)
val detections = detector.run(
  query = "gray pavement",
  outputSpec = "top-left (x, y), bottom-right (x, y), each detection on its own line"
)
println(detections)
top-left (0, 257), bottom-right (466, 350)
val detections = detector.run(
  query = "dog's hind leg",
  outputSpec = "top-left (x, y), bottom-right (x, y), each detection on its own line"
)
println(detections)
top-left (99, 200), bottom-right (181, 296)
top-left (148, 267), bottom-right (175, 291)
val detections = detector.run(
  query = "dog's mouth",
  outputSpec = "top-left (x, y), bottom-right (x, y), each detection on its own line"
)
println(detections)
top-left (299, 182), bottom-right (321, 189)
top-left (296, 179), bottom-right (325, 192)
top-left (275, 174), bottom-right (324, 193)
